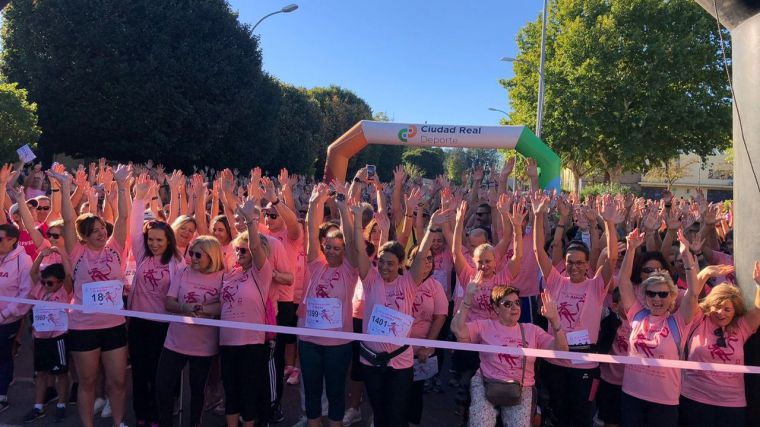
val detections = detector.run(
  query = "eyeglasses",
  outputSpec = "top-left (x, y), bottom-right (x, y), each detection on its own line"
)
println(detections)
top-left (566, 260), bottom-right (587, 267)
top-left (234, 247), bottom-right (249, 255)
top-left (645, 290), bottom-right (670, 299)
top-left (641, 267), bottom-right (662, 274)
top-left (188, 250), bottom-right (205, 260)
top-left (497, 300), bottom-right (520, 309)
top-left (36, 206), bottom-right (51, 211)
top-left (47, 232), bottom-right (62, 239)
top-left (43, 280), bottom-right (58, 287)
top-left (714, 327), bottom-right (726, 348)
top-left (265, 213), bottom-right (279, 220)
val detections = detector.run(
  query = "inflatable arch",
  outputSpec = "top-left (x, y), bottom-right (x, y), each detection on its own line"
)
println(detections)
top-left (323, 121), bottom-right (561, 190)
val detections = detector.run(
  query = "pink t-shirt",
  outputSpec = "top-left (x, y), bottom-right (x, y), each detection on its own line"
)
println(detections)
top-left (508, 233), bottom-right (541, 297)
top-left (163, 266), bottom-right (223, 357)
top-left (544, 267), bottom-right (608, 369)
top-left (430, 249), bottom-right (454, 300)
top-left (410, 277), bottom-right (448, 342)
top-left (599, 314), bottom-right (632, 385)
top-left (298, 258), bottom-right (358, 346)
top-left (221, 243), bottom-right (236, 272)
top-left (266, 227), bottom-right (304, 303)
top-left (0, 246), bottom-right (33, 324)
top-left (466, 320), bottom-right (554, 386)
top-left (30, 283), bottom-right (70, 339)
top-left (361, 268), bottom-right (417, 370)
top-left (455, 262), bottom-right (514, 322)
top-left (70, 238), bottom-right (126, 330)
top-left (622, 301), bottom-right (691, 405)
top-left (219, 261), bottom-right (273, 346)
top-left (681, 312), bottom-right (757, 407)
top-left (263, 235), bottom-right (290, 310)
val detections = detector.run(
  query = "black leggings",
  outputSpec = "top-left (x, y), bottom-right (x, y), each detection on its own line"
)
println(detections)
top-left (220, 344), bottom-right (271, 423)
top-left (621, 392), bottom-right (677, 427)
top-left (679, 395), bottom-right (745, 427)
top-left (407, 379), bottom-right (425, 425)
top-left (363, 365), bottom-right (413, 427)
top-left (128, 318), bottom-right (168, 423)
top-left (155, 348), bottom-right (213, 427)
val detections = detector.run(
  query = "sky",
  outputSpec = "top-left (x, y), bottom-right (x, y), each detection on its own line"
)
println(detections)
top-left (228, 0), bottom-right (543, 126)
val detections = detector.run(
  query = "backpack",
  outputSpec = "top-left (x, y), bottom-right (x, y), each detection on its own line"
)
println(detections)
top-left (631, 309), bottom-right (682, 359)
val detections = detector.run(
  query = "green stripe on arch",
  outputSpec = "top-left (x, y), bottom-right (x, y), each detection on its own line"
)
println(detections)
top-left (515, 127), bottom-right (561, 190)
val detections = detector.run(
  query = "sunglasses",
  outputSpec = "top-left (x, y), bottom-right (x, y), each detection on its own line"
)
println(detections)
top-left (497, 300), bottom-right (520, 309)
top-left (645, 290), bottom-right (670, 299)
top-left (42, 279), bottom-right (58, 287)
top-left (714, 327), bottom-right (726, 348)
top-left (425, 255), bottom-right (434, 262)
top-left (47, 232), bottom-right (62, 239)
top-left (36, 206), bottom-right (51, 211)
top-left (641, 267), bottom-right (662, 274)
top-left (265, 213), bottom-right (279, 220)
top-left (475, 211), bottom-right (489, 217)
top-left (234, 247), bottom-right (249, 255)
top-left (188, 250), bottom-right (205, 260)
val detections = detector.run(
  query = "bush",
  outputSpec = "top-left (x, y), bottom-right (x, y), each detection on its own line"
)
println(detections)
top-left (580, 183), bottom-right (635, 200)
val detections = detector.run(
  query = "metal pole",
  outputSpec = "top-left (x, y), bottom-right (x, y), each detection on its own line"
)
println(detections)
top-left (251, 10), bottom-right (282, 33)
top-left (536, 0), bottom-right (549, 138)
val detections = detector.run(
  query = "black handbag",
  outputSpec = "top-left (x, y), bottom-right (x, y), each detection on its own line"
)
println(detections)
top-left (483, 323), bottom-right (525, 407)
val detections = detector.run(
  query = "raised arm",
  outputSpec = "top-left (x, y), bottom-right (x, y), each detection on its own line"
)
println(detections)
top-left (676, 229), bottom-right (703, 324)
top-left (0, 164), bottom-right (13, 225)
top-left (47, 171), bottom-right (77, 254)
top-left (391, 165), bottom-right (406, 227)
top-left (111, 164), bottom-right (131, 248)
top-left (493, 193), bottom-right (514, 262)
top-left (451, 278), bottom-right (480, 343)
top-left (263, 177), bottom-right (301, 241)
top-left (598, 195), bottom-right (619, 284)
top-left (551, 197), bottom-right (571, 265)
top-left (409, 209), bottom-right (448, 285)
top-left (305, 183), bottom-right (329, 263)
top-left (619, 229), bottom-right (645, 314)
top-left (505, 200), bottom-right (527, 278)
top-left (540, 291), bottom-right (568, 350)
top-left (353, 204), bottom-right (371, 279)
top-left (525, 158), bottom-right (540, 192)
top-left (451, 200), bottom-right (469, 275)
top-left (396, 186), bottom-right (422, 247)
top-left (166, 170), bottom-right (183, 224)
top-left (238, 199), bottom-right (267, 270)
top-left (192, 174), bottom-right (209, 236)
top-left (13, 186), bottom-right (45, 249)
top-left (530, 192), bottom-right (553, 279)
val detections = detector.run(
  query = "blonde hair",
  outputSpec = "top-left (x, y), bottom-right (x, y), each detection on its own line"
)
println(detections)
top-left (189, 235), bottom-right (225, 273)
top-left (171, 215), bottom-right (197, 235)
top-left (232, 231), bottom-right (271, 259)
top-left (700, 283), bottom-right (746, 328)
top-left (472, 243), bottom-right (494, 259)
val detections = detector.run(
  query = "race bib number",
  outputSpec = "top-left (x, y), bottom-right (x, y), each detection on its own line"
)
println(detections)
top-left (566, 329), bottom-right (591, 346)
top-left (305, 298), bottom-right (343, 330)
top-left (367, 305), bottom-right (413, 337)
top-left (413, 356), bottom-right (438, 381)
top-left (82, 280), bottom-right (124, 310)
top-left (32, 307), bottom-right (68, 332)
top-left (123, 260), bottom-right (137, 291)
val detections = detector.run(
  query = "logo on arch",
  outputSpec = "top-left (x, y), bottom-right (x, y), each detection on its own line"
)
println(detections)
top-left (397, 125), bottom-right (417, 142)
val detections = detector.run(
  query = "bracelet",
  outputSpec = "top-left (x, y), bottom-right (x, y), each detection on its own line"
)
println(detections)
top-left (556, 224), bottom-right (566, 228)
top-left (271, 198), bottom-right (281, 206)
top-left (461, 302), bottom-right (472, 309)
top-left (353, 177), bottom-right (363, 183)
top-left (428, 227), bottom-right (443, 233)
top-left (151, 197), bottom-right (159, 200)
top-left (405, 214), bottom-right (413, 218)
top-left (51, 189), bottom-right (60, 193)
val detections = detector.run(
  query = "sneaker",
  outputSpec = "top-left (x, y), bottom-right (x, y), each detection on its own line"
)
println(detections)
top-left (101, 399), bottom-right (112, 418)
top-left (291, 416), bottom-right (308, 427)
top-left (269, 404), bottom-right (285, 423)
top-left (93, 397), bottom-right (106, 415)
top-left (53, 406), bottom-right (67, 423)
top-left (23, 407), bottom-right (46, 423)
top-left (44, 387), bottom-right (58, 405)
top-left (0, 399), bottom-right (9, 414)
top-left (283, 365), bottom-right (295, 380)
top-left (68, 383), bottom-right (78, 406)
top-left (286, 368), bottom-right (300, 385)
top-left (342, 407), bottom-right (362, 426)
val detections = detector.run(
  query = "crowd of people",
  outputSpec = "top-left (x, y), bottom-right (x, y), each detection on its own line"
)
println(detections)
top-left (0, 156), bottom-right (757, 427)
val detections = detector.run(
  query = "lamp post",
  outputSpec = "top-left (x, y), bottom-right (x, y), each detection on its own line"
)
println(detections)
top-left (501, 0), bottom-right (549, 138)
top-left (488, 107), bottom-right (511, 118)
top-left (251, 4), bottom-right (299, 33)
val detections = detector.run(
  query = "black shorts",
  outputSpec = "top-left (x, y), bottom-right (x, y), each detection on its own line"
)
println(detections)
top-left (66, 324), bottom-right (127, 352)
top-left (596, 379), bottom-right (622, 424)
top-left (350, 317), bottom-right (363, 382)
top-left (34, 335), bottom-right (69, 374)
top-left (276, 301), bottom-right (297, 344)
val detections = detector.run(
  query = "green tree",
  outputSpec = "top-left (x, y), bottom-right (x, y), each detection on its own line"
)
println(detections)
top-left (502, 0), bottom-right (731, 185)
top-left (0, 80), bottom-right (41, 163)
top-left (269, 81), bottom-right (322, 176)
top-left (307, 85), bottom-right (372, 179)
top-left (402, 147), bottom-right (445, 179)
top-left (1, 0), bottom-right (277, 170)
top-left (445, 148), bottom-right (502, 183)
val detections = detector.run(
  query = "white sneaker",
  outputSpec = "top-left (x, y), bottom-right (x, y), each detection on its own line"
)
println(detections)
top-left (93, 397), bottom-right (106, 415)
top-left (286, 368), bottom-right (300, 385)
top-left (342, 407), bottom-right (362, 426)
top-left (101, 399), bottom-right (112, 418)
top-left (291, 415), bottom-right (308, 427)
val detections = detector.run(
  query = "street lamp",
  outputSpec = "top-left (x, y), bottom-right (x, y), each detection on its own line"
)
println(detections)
top-left (251, 4), bottom-right (299, 33)
top-left (501, 0), bottom-right (549, 138)
top-left (488, 107), bottom-right (511, 118)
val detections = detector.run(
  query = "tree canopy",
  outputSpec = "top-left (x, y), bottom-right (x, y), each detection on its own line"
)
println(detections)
top-left (0, 80), bottom-right (40, 163)
top-left (502, 0), bottom-right (731, 184)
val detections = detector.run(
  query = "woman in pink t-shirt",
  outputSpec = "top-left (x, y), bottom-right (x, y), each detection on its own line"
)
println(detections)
top-left (679, 268), bottom-right (760, 427)
top-left (452, 283), bottom-right (567, 427)
top-left (127, 175), bottom-right (184, 426)
top-left (297, 183), bottom-right (359, 427)
top-left (354, 203), bottom-right (442, 427)
top-left (617, 229), bottom-right (702, 427)
top-left (171, 215), bottom-right (197, 260)
top-left (155, 235), bottom-right (225, 427)
top-left (49, 166), bottom-right (131, 427)
top-left (219, 200), bottom-right (273, 427)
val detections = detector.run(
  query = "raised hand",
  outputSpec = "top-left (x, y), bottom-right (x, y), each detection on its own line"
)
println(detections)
top-left (525, 158), bottom-right (538, 179)
top-left (393, 165), bottom-right (407, 185)
top-left (540, 291), bottom-right (560, 325)
top-left (134, 173), bottom-right (151, 200)
top-left (508, 200), bottom-right (528, 228)
top-left (626, 228), bottom-right (645, 251)
top-left (112, 164), bottom-right (130, 184)
top-left (599, 194), bottom-right (617, 222)
top-left (430, 208), bottom-right (451, 227)
top-left (455, 200), bottom-right (469, 225)
top-left (500, 156), bottom-right (516, 180)
top-left (556, 196), bottom-right (571, 219)
top-left (237, 199), bottom-right (260, 224)
top-left (0, 164), bottom-right (13, 185)
top-left (496, 193), bottom-right (512, 216)
top-left (375, 210), bottom-right (391, 233)
top-left (529, 191), bottom-right (549, 215)
top-left (700, 264), bottom-right (735, 280)
top-left (472, 166), bottom-right (484, 182)
top-left (406, 186), bottom-right (423, 212)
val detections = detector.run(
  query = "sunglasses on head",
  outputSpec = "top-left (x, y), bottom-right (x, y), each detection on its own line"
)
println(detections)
top-left (497, 300), bottom-right (520, 309)
top-left (47, 231), bottom-right (62, 239)
top-left (645, 290), bottom-right (670, 299)
top-left (188, 250), bottom-right (205, 260)
top-left (641, 267), bottom-right (662, 274)
top-left (36, 206), bottom-right (51, 211)
top-left (714, 327), bottom-right (727, 348)
top-left (265, 213), bottom-right (279, 220)
top-left (234, 247), bottom-right (249, 255)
